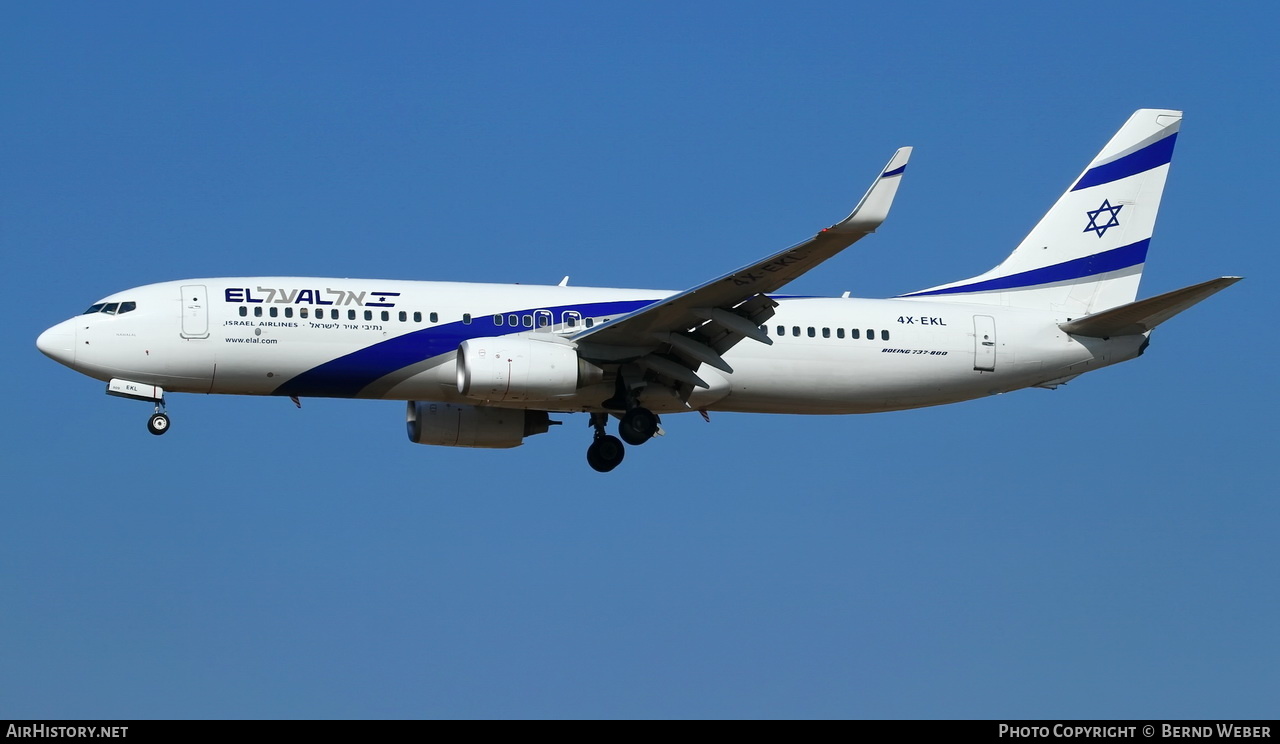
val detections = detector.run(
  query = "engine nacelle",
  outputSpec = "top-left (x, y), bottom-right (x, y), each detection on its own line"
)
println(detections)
top-left (456, 337), bottom-right (600, 402)
top-left (406, 401), bottom-right (553, 449)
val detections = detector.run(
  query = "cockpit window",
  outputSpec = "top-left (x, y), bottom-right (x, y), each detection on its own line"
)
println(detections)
top-left (81, 300), bottom-right (136, 315)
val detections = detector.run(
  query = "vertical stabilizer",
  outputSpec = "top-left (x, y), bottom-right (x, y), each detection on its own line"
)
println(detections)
top-left (901, 109), bottom-right (1182, 316)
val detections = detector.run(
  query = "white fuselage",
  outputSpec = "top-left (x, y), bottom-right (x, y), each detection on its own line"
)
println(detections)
top-left (38, 277), bottom-right (1145, 415)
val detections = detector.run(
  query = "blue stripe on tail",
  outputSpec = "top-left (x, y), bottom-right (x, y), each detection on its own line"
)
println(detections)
top-left (1071, 133), bottom-right (1176, 191)
top-left (901, 239), bottom-right (1149, 298)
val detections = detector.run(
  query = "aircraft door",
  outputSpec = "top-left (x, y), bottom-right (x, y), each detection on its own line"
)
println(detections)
top-left (180, 284), bottom-right (210, 339)
top-left (534, 309), bottom-right (554, 332)
top-left (559, 310), bottom-right (582, 334)
top-left (973, 315), bottom-right (996, 371)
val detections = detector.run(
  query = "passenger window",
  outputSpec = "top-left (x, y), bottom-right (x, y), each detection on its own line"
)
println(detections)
top-left (331, 309), bottom-right (339, 320)
top-left (399, 311), bottom-right (407, 322)
top-left (585, 318), bottom-right (594, 328)
top-left (836, 328), bottom-right (845, 339)
top-left (463, 313), bottom-right (471, 324)
top-left (881, 330), bottom-right (890, 341)
top-left (776, 325), bottom-right (785, 336)
top-left (254, 307), bottom-right (263, 317)
top-left (851, 329), bottom-right (860, 339)
top-left (364, 310), bottom-right (372, 321)
top-left (822, 327), bottom-right (830, 338)
top-left (523, 315), bottom-right (533, 327)
top-left (285, 307), bottom-right (294, 318)
top-left (792, 326), bottom-right (801, 336)
top-left (507, 314), bottom-right (518, 326)
top-left (348, 309), bottom-right (356, 320)
top-left (381, 311), bottom-right (390, 322)
top-left (429, 312), bottom-right (438, 323)
top-left (300, 308), bottom-right (308, 319)
top-left (413, 312), bottom-right (422, 323)
top-left (494, 315), bottom-right (504, 326)
top-left (269, 307), bottom-right (278, 318)
top-left (807, 327), bottom-right (815, 338)
top-left (239, 306), bottom-right (247, 317)
top-left (865, 329), bottom-right (873, 339)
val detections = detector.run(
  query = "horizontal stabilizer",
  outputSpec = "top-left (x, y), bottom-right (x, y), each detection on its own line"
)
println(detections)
top-left (1059, 276), bottom-right (1241, 338)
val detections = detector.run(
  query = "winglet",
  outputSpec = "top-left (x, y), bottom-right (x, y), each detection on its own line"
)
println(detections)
top-left (828, 146), bottom-right (912, 234)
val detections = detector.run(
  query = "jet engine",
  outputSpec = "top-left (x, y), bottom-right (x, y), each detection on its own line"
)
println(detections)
top-left (456, 337), bottom-right (601, 402)
top-left (406, 401), bottom-right (555, 449)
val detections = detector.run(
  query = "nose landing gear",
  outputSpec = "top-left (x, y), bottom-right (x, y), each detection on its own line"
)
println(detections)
top-left (146, 397), bottom-right (170, 436)
top-left (106, 379), bottom-right (171, 436)
top-left (147, 410), bottom-right (171, 436)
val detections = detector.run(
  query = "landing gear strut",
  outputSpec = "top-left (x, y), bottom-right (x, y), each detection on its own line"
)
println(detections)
top-left (587, 368), bottom-right (664, 471)
top-left (586, 413), bottom-right (625, 473)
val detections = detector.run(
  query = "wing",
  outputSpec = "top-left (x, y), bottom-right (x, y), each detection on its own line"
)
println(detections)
top-left (573, 146), bottom-right (912, 393)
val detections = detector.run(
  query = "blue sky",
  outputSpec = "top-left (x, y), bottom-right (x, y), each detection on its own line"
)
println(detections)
top-left (3, 2), bottom-right (1275, 719)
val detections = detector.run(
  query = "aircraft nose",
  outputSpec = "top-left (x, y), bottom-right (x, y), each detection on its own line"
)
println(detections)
top-left (36, 321), bottom-right (76, 367)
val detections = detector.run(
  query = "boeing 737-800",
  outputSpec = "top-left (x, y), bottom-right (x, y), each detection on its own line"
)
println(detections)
top-left (37, 109), bottom-right (1239, 471)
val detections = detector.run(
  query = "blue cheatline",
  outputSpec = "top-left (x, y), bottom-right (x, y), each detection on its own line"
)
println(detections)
top-left (899, 239), bottom-right (1150, 298)
top-left (272, 298), bottom-right (658, 398)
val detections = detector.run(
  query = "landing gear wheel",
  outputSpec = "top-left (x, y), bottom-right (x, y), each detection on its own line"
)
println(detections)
top-left (618, 407), bottom-right (659, 446)
top-left (147, 412), bottom-right (170, 436)
top-left (586, 435), bottom-right (626, 473)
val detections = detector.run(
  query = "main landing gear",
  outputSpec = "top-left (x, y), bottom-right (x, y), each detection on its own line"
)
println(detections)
top-left (586, 430), bottom-right (625, 474)
top-left (618, 407), bottom-right (659, 446)
top-left (585, 407), bottom-right (660, 473)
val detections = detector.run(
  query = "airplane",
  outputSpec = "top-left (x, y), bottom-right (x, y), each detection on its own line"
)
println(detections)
top-left (37, 109), bottom-right (1239, 472)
